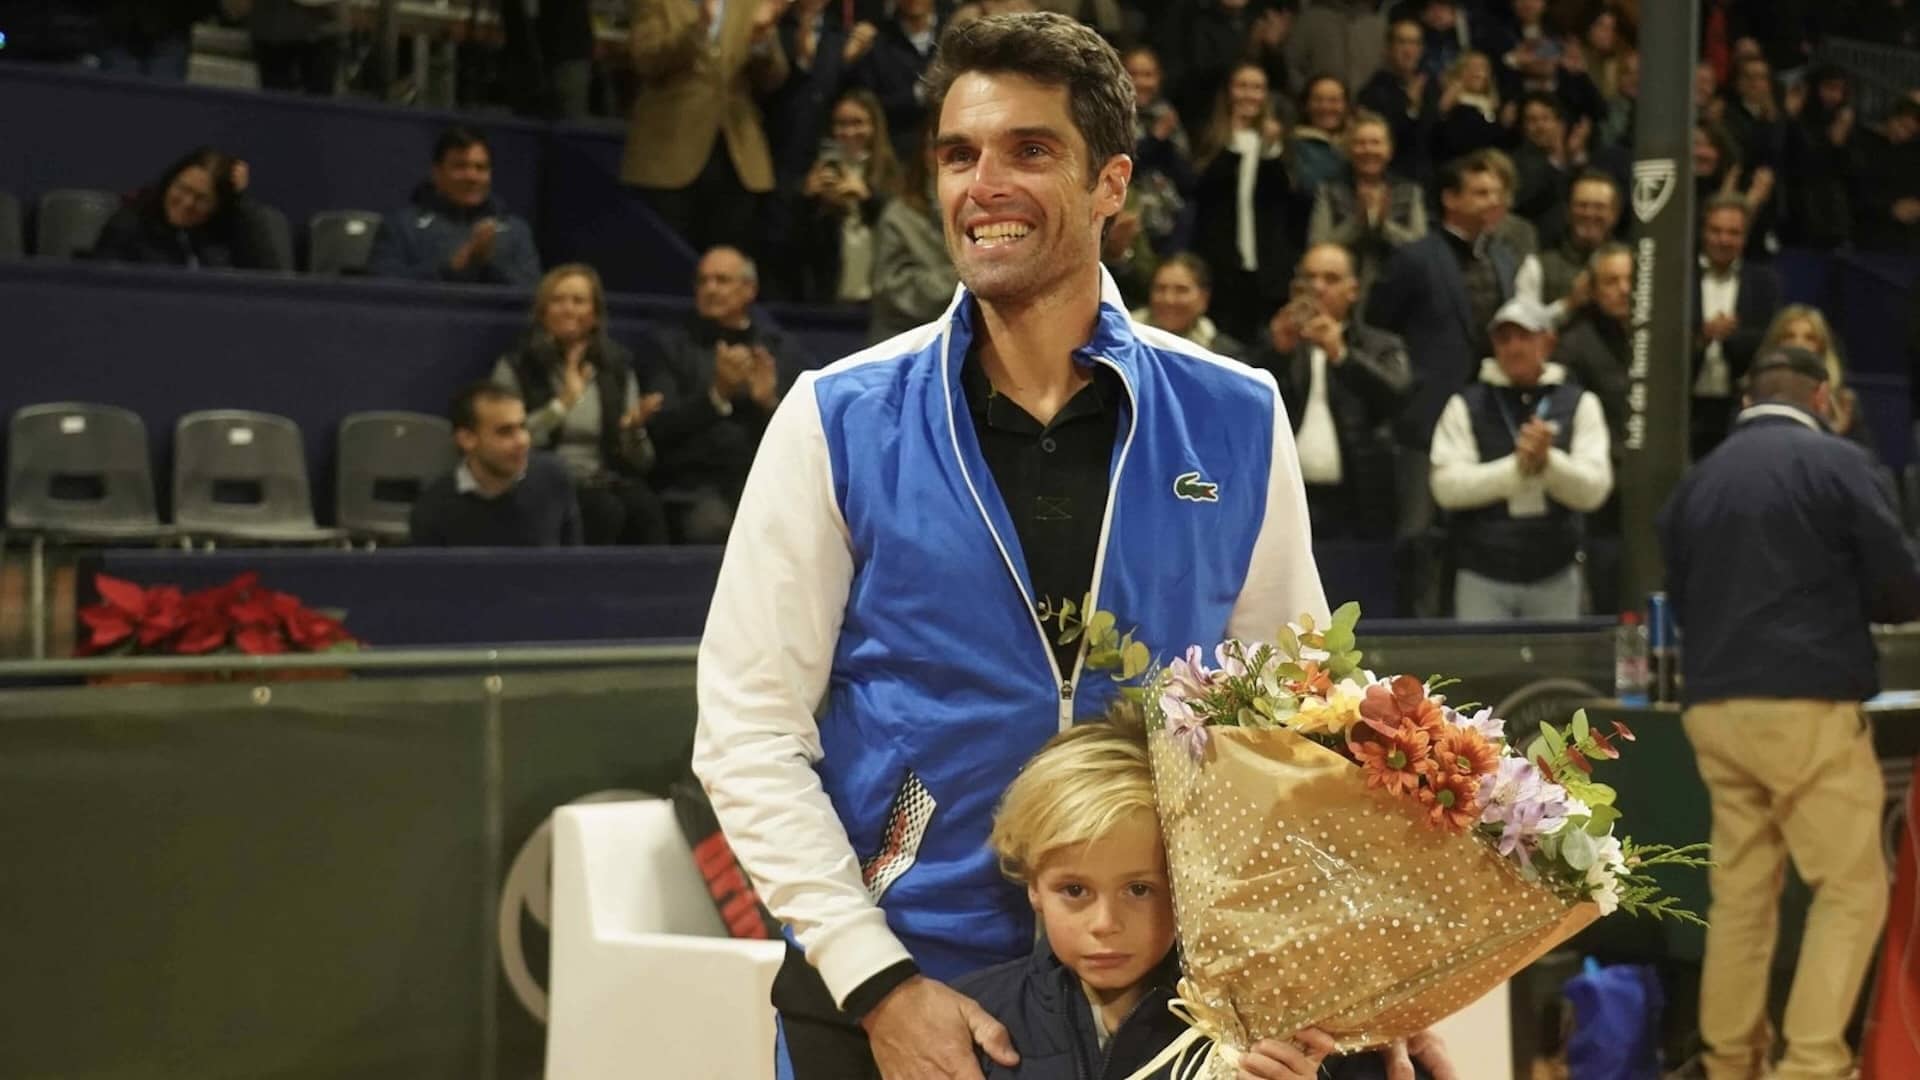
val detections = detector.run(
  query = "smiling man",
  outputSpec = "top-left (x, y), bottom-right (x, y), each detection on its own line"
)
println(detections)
top-left (691, 13), bottom-right (1449, 1080)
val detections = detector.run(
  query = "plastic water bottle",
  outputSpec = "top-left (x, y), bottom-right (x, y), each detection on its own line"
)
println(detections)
top-left (1614, 611), bottom-right (1650, 705)
top-left (1647, 592), bottom-right (1677, 704)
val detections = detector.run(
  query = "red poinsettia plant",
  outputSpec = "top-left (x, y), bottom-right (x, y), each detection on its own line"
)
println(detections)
top-left (78, 572), bottom-right (359, 656)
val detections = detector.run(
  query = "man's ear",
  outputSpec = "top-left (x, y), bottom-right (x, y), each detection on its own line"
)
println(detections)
top-left (1095, 154), bottom-right (1134, 222)
top-left (454, 429), bottom-right (478, 455)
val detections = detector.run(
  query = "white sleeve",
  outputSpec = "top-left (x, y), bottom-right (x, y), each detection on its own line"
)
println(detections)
top-left (690, 373), bottom-right (912, 1006)
top-left (1542, 391), bottom-right (1614, 512)
top-left (1228, 376), bottom-right (1332, 641)
top-left (1430, 394), bottom-right (1523, 510)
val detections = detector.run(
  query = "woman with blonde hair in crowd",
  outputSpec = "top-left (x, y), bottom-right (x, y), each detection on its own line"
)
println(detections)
top-left (1435, 51), bottom-right (1512, 163)
top-left (796, 88), bottom-right (901, 304)
top-left (1760, 304), bottom-right (1876, 453)
top-left (493, 263), bottom-right (669, 545)
top-left (1192, 61), bottom-right (1296, 342)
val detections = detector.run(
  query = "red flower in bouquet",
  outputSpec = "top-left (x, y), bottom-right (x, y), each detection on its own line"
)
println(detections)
top-left (1359, 675), bottom-right (1449, 738)
top-left (76, 573), bottom-right (358, 657)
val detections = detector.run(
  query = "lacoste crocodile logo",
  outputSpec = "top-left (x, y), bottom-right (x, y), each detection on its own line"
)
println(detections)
top-left (1174, 471), bottom-right (1219, 503)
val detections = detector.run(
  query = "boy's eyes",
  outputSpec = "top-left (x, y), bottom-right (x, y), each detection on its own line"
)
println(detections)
top-left (1053, 881), bottom-right (1159, 900)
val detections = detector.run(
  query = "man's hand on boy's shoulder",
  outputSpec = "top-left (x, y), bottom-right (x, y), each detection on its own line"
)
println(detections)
top-left (860, 975), bottom-right (1019, 1080)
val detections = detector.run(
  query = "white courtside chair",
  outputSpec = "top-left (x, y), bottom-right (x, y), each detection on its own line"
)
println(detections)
top-left (547, 800), bottom-right (786, 1079)
top-left (1429, 983), bottom-right (1513, 1080)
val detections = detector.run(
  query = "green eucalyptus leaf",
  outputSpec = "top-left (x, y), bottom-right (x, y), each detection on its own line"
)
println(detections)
top-left (1277, 626), bottom-right (1302, 659)
top-left (1331, 601), bottom-right (1361, 631)
top-left (1087, 610), bottom-right (1115, 639)
top-left (1121, 641), bottom-right (1151, 680)
top-left (1570, 710), bottom-right (1591, 743)
top-left (1540, 724), bottom-right (1568, 756)
top-left (1561, 828), bottom-right (1599, 872)
top-left (1585, 805), bottom-right (1622, 836)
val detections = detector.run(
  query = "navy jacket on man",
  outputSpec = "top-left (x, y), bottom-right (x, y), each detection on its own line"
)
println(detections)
top-left (1659, 404), bottom-right (1920, 706)
top-left (368, 183), bottom-right (541, 287)
top-left (1365, 229), bottom-right (1519, 447)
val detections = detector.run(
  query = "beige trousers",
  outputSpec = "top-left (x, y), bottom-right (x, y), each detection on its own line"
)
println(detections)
top-left (1683, 699), bottom-right (1889, 1080)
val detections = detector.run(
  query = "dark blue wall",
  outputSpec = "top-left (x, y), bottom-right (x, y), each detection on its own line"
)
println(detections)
top-left (0, 62), bottom-right (699, 294)
top-left (0, 260), bottom-right (869, 519)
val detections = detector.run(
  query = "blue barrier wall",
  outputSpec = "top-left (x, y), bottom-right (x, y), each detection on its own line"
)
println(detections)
top-left (88, 548), bottom-right (726, 645)
top-left (0, 62), bottom-right (700, 294)
top-left (0, 260), bottom-right (870, 518)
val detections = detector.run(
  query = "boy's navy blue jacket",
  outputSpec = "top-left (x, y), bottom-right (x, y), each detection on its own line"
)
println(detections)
top-left (953, 937), bottom-right (1431, 1080)
top-left (953, 939), bottom-right (1186, 1080)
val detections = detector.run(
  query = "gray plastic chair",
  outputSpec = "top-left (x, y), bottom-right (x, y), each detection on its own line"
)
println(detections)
top-left (336, 411), bottom-right (455, 543)
top-left (35, 189), bottom-right (120, 258)
top-left (0, 192), bottom-right (22, 259)
top-left (6, 403), bottom-right (179, 656)
top-left (251, 203), bottom-right (295, 272)
top-left (172, 410), bottom-right (348, 545)
top-left (307, 210), bottom-right (383, 275)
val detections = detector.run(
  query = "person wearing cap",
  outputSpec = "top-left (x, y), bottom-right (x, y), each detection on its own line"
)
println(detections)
top-left (1658, 344), bottom-right (1920, 1080)
top-left (1429, 295), bottom-right (1611, 619)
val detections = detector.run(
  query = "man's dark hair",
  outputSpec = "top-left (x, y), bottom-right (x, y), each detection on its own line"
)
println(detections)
top-left (451, 380), bottom-right (520, 432)
top-left (1158, 251), bottom-right (1214, 292)
top-left (434, 126), bottom-right (490, 165)
top-left (1703, 192), bottom-right (1752, 225)
top-left (923, 13), bottom-right (1135, 186)
top-left (1748, 366), bottom-right (1823, 407)
top-left (1438, 152), bottom-right (1497, 195)
top-left (1518, 91), bottom-right (1567, 124)
top-left (1588, 240), bottom-right (1633, 273)
top-left (1572, 167), bottom-right (1622, 205)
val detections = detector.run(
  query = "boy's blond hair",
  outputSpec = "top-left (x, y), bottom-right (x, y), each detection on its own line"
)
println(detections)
top-left (989, 707), bottom-right (1157, 884)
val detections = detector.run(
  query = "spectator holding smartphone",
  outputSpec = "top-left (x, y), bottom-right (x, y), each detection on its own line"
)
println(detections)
top-left (794, 89), bottom-right (901, 303)
top-left (369, 126), bottom-right (542, 288)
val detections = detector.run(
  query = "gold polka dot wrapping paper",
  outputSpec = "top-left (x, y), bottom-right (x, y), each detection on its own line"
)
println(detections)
top-left (1148, 723), bottom-right (1601, 1059)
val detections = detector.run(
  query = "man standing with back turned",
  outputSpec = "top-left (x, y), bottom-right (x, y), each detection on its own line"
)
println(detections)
top-left (1660, 345), bottom-right (1920, 1080)
top-left (692, 13), bottom-right (1453, 1080)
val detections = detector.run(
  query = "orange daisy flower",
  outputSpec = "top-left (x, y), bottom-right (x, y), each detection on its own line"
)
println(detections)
top-left (1418, 767), bottom-right (1483, 832)
top-left (1433, 726), bottom-right (1501, 785)
top-left (1351, 721), bottom-right (1432, 798)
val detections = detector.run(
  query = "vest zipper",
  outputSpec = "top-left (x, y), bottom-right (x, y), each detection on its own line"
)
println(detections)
top-left (940, 333), bottom-right (1141, 732)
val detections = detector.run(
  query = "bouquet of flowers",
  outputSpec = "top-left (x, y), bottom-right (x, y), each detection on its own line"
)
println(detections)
top-left (1065, 602), bottom-right (1705, 1077)
top-left (78, 572), bottom-right (358, 657)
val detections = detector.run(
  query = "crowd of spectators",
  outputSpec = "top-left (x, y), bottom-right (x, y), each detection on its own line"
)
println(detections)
top-left (18, 0), bottom-right (1920, 620)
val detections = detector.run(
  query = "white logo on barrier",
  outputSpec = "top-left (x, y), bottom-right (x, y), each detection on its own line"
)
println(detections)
top-left (498, 788), bottom-right (651, 1023)
top-left (1632, 159), bottom-right (1678, 224)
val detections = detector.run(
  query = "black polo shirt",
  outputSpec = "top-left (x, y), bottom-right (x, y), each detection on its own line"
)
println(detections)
top-left (960, 348), bottom-right (1123, 680)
